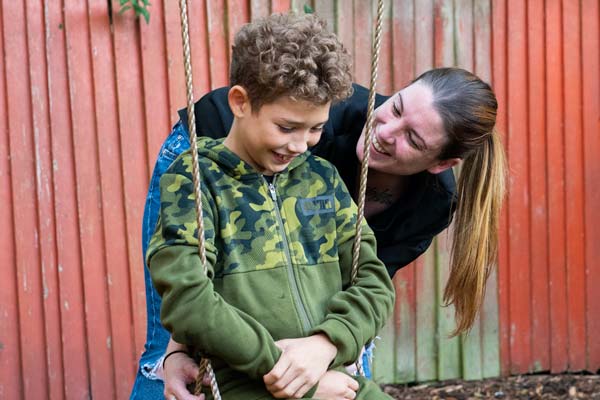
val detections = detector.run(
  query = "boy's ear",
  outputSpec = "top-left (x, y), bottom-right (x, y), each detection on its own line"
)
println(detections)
top-left (427, 158), bottom-right (461, 174)
top-left (228, 85), bottom-right (251, 117)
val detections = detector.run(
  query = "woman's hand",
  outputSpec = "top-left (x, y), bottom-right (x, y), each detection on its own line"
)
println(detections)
top-left (163, 339), bottom-right (207, 400)
top-left (314, 370), bottom-right (359, 400)
top-left (263, 334), bottom-right (337, 398)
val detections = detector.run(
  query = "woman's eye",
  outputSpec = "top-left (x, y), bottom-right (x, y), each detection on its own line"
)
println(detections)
top-left (392, 102), bottom-right (402, 117)
top-left (408, 133), bottom-right (422, 150)
top-left (310, 127), bottom-right (324, 133)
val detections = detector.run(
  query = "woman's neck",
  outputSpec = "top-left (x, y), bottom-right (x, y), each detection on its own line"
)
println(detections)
top-left (362, 169), bottom-right (410, 218)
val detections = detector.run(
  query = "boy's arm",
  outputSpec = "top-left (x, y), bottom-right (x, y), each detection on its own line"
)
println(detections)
top-left (308, 170), bottom-right (396, 368)
top-left (147, 155), bottom-right (281, 379)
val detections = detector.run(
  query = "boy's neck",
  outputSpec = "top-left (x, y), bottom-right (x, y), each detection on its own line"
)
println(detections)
top-left (223, 121), bottom-right (248, 165)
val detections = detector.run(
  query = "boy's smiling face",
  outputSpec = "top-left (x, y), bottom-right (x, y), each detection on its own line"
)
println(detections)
top-left (225, 86), bottom-right (330, 176)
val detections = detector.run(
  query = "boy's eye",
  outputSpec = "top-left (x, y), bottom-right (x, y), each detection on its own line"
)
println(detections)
top-left (310, 127), bottom-right (324, 133)
top-left (277, 125), bottom-right (294, 133)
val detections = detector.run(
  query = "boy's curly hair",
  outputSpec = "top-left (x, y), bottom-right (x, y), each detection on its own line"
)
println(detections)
top-left (230, 12), bottom-right (353, 111)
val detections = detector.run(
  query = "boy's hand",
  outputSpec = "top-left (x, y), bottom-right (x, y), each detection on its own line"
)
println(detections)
top-left (314, 370), bottom-right (359, 400)
top-left (263, 333), bottom-right (337, 398)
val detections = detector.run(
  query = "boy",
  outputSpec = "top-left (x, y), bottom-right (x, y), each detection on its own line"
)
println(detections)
top-left (148, 13), bottom-right (395, 399)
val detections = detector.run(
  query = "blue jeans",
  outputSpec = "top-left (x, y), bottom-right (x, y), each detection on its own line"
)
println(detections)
top-left (130, 122), bottom-right (190, 399)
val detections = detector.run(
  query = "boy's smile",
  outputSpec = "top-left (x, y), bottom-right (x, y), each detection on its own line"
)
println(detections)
top-left (225, 87), bottom-right (330, 176)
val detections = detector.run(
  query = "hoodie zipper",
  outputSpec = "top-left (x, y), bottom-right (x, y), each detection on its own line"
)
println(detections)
top-left (266, 176), bottom-right (312, 333)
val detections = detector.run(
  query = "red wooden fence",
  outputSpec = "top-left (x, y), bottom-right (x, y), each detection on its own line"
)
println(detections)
top-left (0, 1), bottom-right (598, 399)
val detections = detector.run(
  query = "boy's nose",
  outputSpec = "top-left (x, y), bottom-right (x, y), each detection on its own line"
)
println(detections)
top-left (287, 139), bottom-right (308, 154)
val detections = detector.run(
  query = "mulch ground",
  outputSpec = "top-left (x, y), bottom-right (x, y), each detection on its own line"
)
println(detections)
top-left (382, 374), bottom-right (600, 399)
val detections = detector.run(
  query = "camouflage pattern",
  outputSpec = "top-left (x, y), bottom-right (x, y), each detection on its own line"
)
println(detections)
top-left (148, 137), bottom-right (359, 276)
top-left (147, 137), bottom-right (395, 399)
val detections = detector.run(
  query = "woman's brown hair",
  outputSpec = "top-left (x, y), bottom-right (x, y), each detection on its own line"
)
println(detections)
top-left (415, 67), bottom-right (507, 335)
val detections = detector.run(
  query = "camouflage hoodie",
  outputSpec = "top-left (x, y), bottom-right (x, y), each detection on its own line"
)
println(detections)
top-left (147, 137), bottom-right (395, 397)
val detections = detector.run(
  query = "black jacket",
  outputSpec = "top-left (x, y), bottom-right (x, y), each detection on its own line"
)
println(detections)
top-left (179, 84), bottom-right (457, 277)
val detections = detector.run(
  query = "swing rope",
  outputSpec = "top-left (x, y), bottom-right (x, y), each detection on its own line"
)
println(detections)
top-left (350, 0), bottom-right (385, 377)
top-left (177, 0), bottom-right (221, 398)
top-left (176, 0), bottom-right (384, 395)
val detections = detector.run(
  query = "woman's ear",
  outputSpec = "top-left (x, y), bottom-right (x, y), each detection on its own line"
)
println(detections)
top-left (228, 85), bottom-right (250, 117)
top-left (427, 158), bottom-right (461, 174)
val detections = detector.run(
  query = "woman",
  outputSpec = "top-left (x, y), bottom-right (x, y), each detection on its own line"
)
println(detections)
top-left (130, 67), bottom-right (506, 400)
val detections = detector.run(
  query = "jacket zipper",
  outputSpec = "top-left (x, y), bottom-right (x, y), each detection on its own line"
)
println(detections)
top-left (266, 176), bottom-right (312, 333)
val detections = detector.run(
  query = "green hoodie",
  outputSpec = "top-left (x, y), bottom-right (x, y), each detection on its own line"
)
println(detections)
top-left (148, 137), bottom-right (395, 399)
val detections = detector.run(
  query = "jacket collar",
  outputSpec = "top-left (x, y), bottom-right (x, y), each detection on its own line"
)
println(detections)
top-left (195, 137), bottom-right (310, 181)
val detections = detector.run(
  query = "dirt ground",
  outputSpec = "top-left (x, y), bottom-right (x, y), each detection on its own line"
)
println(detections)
top-left (382, 374), bottom-right (600, 399)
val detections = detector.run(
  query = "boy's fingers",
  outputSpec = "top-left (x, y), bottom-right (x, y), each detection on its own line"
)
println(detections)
top-left (292, 382), bottom-right (313, 399)
top-left (263, 358), bottom-right (291, 385)
top-left (347, 377), bottom-right (359, 391)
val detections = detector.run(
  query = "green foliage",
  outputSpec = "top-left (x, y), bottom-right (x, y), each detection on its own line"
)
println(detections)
top-left (118, 0), bottom-right (151, 24)
top-left (303, 4), bottom-right (314, 14)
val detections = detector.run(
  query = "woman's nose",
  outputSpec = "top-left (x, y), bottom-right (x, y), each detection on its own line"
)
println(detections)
top-left (376, 123), bottom-right (396, 144)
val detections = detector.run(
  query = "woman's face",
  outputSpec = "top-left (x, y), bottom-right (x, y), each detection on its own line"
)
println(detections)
top-left (356, 81), bottom-right (457, 176)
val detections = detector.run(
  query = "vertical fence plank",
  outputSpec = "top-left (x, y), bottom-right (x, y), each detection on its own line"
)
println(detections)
top-left (374, 0), bottom-right (393, 94)
top-left (353, 0), bottom-right (372, 87)
top-left (455, 0), bottom-right (484, 382)
top-left (506, 0), bottom-right (532, 375)
top-left (416, 251), bottom-right (437, 381)
top-left (227, 0), bottom-right (251, 61)
top-left (392, 0), bottom-right (415, 88)
top-left (272, 0), bottom-right (292, 13)
top-left (89, 2), bottom-right (138, 397)
top-left (582, 0), bottom-right (600, 373)
top-left (64, 1), bottom-right (116, 397)
top-left (413, 0), bottom-right (437, 383)
top-left (207, 0), bottom-right (229, 89)
top-left (492, 0), bottom-right (510, 377)
top-left (526, 0), bottom-right (550, 373)
top-left (251, 0), bottom-right (271, 20)
top-left (562, 0), bottom-right (586, 372)
top-left (434, 0), bottom-right (461, 381)
top-left (0, 3), bottom-right (23, 398)
top-left (474, 0), bottom-right (501, 380)
top-left (313, 0), bottom-right (335, 30)
top-left (394, 267), bottom-right (416, 382)
top-left (335, 0), bottom-right (354, 78)
top-left (140, 0), bottom-right (172, 166)
top-left (46, 1), bottom-right (92, 397)
top-left (112, 5), bottom-right (150, 361)
top-left (545, 0), bottom-right (568, 373)
top-left (26, 1), bottom-right (66, 398)
top-left (189, 0), bottom-right (212, 98)
top-left (372, 306), bottom-right (396, 383)
top-left (2, 1), bottom-right (49, 398)
top-left (414, 0), bottom-right (433, 76)
top-left (164, 1), bottom-right (186, 122)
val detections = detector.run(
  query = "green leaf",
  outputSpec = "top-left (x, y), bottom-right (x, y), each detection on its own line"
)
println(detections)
top-left (118, 5), bottom-right (132, 15)
top-left (303, 4), bottom-right (314, 14)
top-left (140, 8), bottom-right (150, 23)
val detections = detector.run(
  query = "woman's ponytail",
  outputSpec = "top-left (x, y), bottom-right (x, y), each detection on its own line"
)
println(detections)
top-left (443, 131), bottom-right (506, 335)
